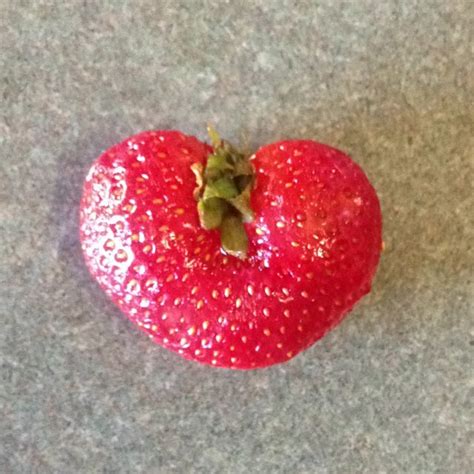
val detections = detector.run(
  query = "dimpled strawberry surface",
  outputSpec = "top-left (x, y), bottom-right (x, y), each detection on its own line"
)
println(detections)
top-left (80, 130), bottom-right (382, 369)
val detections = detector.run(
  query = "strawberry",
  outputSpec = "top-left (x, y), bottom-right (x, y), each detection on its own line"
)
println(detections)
top-left (80, 128), bottom-right (382, 369)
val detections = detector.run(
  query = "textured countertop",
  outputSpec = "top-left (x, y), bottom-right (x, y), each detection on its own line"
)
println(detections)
top-left (1, 1), bottom-right (472, 473)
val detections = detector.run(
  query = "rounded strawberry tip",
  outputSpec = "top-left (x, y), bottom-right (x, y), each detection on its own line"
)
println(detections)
top-left (192, 126), bottom-right (255, 259)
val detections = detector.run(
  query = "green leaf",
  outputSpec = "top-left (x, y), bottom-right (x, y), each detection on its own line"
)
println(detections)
top-left (233, 158), bottom-right (253, 177)
top-left (220, 214), bottom-right (248, 259)
top-left (204, 152), bottom-right (234, 181)
top-left (206, 153), bottom-right (233, 171)
top-left (197, 198), bottom-right (228, 230)
top-left (234, 175), bottom-right (253, 193)
top-left (229, 185), bottom-right (254, 223)
top-left (203, 177), bottom-right (239, 200)
top-left (207, 124), bottom-right (222, 149)
top-left (191, 127), bottom-right (256, 260)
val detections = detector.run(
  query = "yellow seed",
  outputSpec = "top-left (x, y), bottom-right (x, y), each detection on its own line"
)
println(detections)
top-left (276, 221), bottom-right (285, 228)
top-left (145, 278), bottom-right (157, 289)
top-left (230, 346), bottom-right (235, 351)
top-left (151, 325), bottom-right (158, 331)
top-left (287, 351), bottom-right (294, 358)
top-left (156, 256), bottom-right (165, 263)
top-left (224, 288), bottom-right (231, 298)
top-left (196, 300), bottom-right (204, 310)
top-left (187, 326), bottom-right (196, 336)
top-left (191, 286), bottom-right (199, 295)
top-left (175, 208), bottom-right (185, 215)
top-left (115, 249), bottom-right (128, 261)
top-left (255, 228), bottom-right (265, 236)
top-left (212, 290), bottom-right (219, 299)
top-left (166, 274), bottom-right (174, 283)
top-left (202, 321), bottom-right (209, 330)
top-left (284, 309), bottom-right (290, 318)
top-left (152, 198), bottom-right (164, 205)
top-left (247, 285), bottom-right (254, 296)
top-left (263, 308), bottom-right (270, 317)
top-left (194, 349), bottom-right (201, 356)
top-left (235, 298), bottom-right (242, 309)
top-left (298, 325), bottom-right (303, 332)
top-left (277, 343), bottom-right (283, 349)
top-left (216, 334), bottom-right (223, 342)
top-left (241, 336), bottom-right (247, 343)
top-left (291, 241), bottom-right (300, 247)
top-left (280, 326), bottom-right (286, 334)
top-left (263, 329), bottom-right (271, 336)
top-left (231, 357), bottom-right (237, 364)
top-left (301, 291), bottom-right (309, 298)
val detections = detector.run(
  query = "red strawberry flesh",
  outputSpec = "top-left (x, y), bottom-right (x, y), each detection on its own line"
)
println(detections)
top-left (80, 130), bottom-right (382, 369)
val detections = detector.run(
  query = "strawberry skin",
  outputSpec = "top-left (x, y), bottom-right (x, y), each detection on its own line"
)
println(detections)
top-left (80, 130), bottom-right (382, 369)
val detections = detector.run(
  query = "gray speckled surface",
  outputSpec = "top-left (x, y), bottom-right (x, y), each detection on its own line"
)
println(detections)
top-left (1, 1), bottom-right (473, 473)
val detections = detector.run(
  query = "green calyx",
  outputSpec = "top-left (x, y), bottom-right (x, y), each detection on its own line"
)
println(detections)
top-left (191, 126), bottom-right (255, 259)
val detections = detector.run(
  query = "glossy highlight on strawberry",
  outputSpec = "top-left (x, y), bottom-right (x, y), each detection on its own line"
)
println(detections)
top-left (80, 130), bottom-right (382, 369)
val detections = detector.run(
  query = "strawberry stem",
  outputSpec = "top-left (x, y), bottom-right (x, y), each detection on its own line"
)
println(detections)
top-left (192, 126), bottom-right (255, 259)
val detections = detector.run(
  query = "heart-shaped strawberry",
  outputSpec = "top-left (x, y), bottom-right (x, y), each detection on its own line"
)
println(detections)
top-left (80, 128), bottom-right (382, 369)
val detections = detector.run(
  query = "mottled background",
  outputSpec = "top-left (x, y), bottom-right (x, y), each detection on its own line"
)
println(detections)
top-left (1, 1), bottom-right (472, 473)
